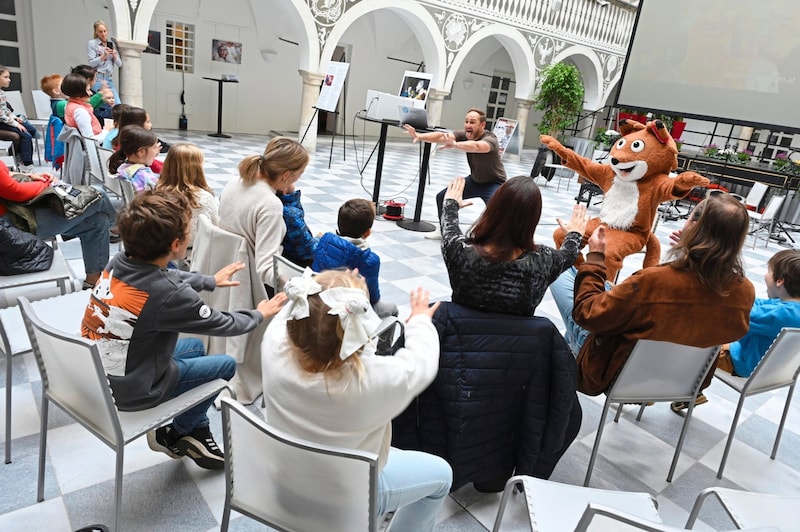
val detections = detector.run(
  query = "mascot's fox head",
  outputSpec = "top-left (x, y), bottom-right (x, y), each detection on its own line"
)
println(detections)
top-left (608, 119), bottom-right (678, 183)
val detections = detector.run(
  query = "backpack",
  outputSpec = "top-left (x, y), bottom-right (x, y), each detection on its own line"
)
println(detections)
top-left (45, 114), bottom-right (65, 169)
top-left (0, 218), bottom-right (54, 275)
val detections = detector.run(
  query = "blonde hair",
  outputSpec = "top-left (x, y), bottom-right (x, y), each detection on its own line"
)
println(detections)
top-left (286, 270), bottom-right (368, 384)
top-left (238, 136), bottom-right (309, 186)
top-left (93, 20), bottom-right (108, 39)
top-left (156, 143), bottom-right (212, 209)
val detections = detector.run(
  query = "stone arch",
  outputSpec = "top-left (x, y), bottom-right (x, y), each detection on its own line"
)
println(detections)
top-left (265, 0), bottom-right (319, 72)
top-left (551, 46), bottom-right (604, 111)
top-left (104, 0), bottom-right (131, 39)
top-left (319, 1), bottom-right (447, 85)
top-left (446, 24), bottom-right (536, 100)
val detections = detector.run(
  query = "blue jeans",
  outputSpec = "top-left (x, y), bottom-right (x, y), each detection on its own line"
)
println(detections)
top-left (377, 447), bottom-right (452, 532)
top-left (92, 74), bottom-right (120, 105)
top-left (169, 338), bottom-right (236, 435)
top-left (550, 267), bottom-right (612, 355)
top-left (33, 189), bottom-right (117, 274)
top-left (0, 120), bottom-right (35, 165)
top-left (435, 175), bottom-right (501, 219)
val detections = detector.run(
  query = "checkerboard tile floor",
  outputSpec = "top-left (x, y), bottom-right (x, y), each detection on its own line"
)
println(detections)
top-left (2, 129), bottom-right (799, 531)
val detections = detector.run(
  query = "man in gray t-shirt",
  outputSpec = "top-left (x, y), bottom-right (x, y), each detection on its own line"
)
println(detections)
top-left (404, 108), bottom-right (506, 238)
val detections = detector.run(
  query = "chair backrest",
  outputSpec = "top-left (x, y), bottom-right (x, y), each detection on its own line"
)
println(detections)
top-left (273, 254), bottom-right (306, 293)
top-left (4, 90), bottom-right (27, 117)
top-left (760, 195), bottom-right (785, 222)
top-left (18, 295), bottom-right (123, 447)
top-left (32, 89), bottom-right (52, 120)
top-left (221, 397), bottom-right (379, 531)
top-left (608, 340), bottom-right (719, 403)
top-left (744, 182), bottom-right (769, 209)
top-left (745, 327), bottom-right (800, 395)
top-left (86, 138), bottom-right (105, 187)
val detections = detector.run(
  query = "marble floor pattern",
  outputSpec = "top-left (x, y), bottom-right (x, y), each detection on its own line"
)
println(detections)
top-left (2, 129), bottom-right (799, 531)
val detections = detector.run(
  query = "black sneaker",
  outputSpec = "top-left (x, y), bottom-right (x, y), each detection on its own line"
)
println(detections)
top-left (175, 426), bottom-right (225, 469)
top-left (147, 423), bottom-right (184, 459)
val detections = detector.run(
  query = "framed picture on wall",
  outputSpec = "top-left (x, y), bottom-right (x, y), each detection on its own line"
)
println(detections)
top-left (212, 39), bottom-right (242, 64)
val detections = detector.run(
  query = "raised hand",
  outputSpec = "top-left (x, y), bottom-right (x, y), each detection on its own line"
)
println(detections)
top-left (407, 287), bottom-right (440, 321)
top-left (214, 261), bottom-right (246, 287)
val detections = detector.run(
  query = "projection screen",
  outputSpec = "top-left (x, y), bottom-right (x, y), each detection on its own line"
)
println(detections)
top-left (615, 0), bottom-right (800, 133)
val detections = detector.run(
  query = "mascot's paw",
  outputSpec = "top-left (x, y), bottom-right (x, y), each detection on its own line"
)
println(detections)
top-left (539, 135), bottom-right (557, 148)
top-left (677, 171), bottom-right (710, 188)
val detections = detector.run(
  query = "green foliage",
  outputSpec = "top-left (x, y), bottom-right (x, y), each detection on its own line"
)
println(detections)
top-left (534, 62), bottom-right (585, 141)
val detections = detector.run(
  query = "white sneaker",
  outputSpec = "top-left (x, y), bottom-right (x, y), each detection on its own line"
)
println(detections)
top-left (19, 163), bottom-right (35, 173)
top-left (424, 229), bottom-right (442, 240)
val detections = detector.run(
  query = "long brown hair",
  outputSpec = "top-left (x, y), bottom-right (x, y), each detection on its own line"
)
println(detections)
top-left (467, 176), bottom-right (542, 262)
top-left (157, 143), bottom-right (212, 209)
top-left (286, 270), bottom-right (367, 385)
top-left (666, 193), bottom-right (748, 295)
top-left (238, 136), bottom-right (308, 186)
top-left (108, 125), bottom-right (158, 174)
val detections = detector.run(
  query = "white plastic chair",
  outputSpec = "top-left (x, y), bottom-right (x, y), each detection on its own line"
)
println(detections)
top-left (19, 294), bottom-right (235, 532)
top-left (578, 502), bottom-right (782, 531)
top-left (2, 287), bottom-right (83, 464)
top-left (742, 182), bottom-right (769, 211)
top-left (31, 89), bottom-right (52, 121)
top-left (273, 254), bottom-right (305, 294)
top-left (220, 397), bottom-right (382, 532)
top-left (686, 486), bottom-right (797, 530)
top-left (492, 475), bottom-right (661, 532)
top-left (585, 340), bottom-right (719, 485)
top-left (748, 195), bottom-right (785, 249)
top-left (4, 90), bottom-right (43, 164)
top-left (714, 327), bottom-right (800, 479)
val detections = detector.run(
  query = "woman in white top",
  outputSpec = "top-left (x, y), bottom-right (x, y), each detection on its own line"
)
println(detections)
top-left (219, 137), bottom-right (308, 296)
top-left (87, 20), bottom-right (122, 104)
top-left (262, 270), bottom-right (452, 531)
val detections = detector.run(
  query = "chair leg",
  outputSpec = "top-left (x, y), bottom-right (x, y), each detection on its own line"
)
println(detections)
top-left (585, 401), bottom-right (612, 486)
top-left (491, 478), bottom-right (523, 532)
top-left (37, 396), bottom-right (49, 501)
top-left (717, 396), bottom-right (746, 479)
top-left (772, 384), bottom-right (795, 459)
top-left (668, 400), bottom-right (697, 482)
top-left (220, 502), bottom-right (232, 532)
top-left (635, 403), bottom-right (647, 422)
top-left (685, 488), bottom-right (719, 529)
top-left (114, 447), bottom-right (124, 532)
top-left (614, 403), bottom-right (623, 422)
top-left (5, 348), bottom-right (11, 464)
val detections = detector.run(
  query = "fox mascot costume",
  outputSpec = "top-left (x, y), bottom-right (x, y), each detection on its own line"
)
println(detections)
top-left (542, 119), bottom-right (709, 281)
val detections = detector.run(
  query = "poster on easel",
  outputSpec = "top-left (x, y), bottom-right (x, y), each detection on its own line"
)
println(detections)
top-left (492, 117), bottom-right (519, 158)
top-left (317, 61), bottom-right (350, 112)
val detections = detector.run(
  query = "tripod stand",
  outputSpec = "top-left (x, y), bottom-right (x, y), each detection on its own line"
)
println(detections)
top-left (768, 177), bottom-right (797, 246)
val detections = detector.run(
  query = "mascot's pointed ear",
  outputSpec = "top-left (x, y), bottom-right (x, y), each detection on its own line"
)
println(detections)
top-left (648, 120), bottom-right (671, 144)
top-left (619, 119), bottom-right (646, 136)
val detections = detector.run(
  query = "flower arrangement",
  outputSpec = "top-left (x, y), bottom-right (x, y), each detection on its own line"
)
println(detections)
top-left (593, 129), bottom-right (620, 149)
top-left (773, 152), bottom-right (790, 171)
top-left (703, 144), bottom-right (719, 157)
top-left (737, 149), bottom-right (754, 164)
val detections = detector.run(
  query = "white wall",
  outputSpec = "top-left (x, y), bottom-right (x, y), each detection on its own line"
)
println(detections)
top-left (24, 1), bottom-right (523, 140)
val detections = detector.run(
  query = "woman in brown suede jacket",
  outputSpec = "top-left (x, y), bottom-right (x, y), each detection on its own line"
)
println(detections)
top-left (572, 193), bottom-right (755, 395)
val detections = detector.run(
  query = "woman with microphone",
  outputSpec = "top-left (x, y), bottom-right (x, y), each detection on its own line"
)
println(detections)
top-left (87, 20), bottom-right (122, 104)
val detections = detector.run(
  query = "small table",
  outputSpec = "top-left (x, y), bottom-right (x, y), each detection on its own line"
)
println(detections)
top-left (203, 77), bottom-right (239, 138)
top-left (545, 163), bottom-right (576, 192)
top-left (355, 114), bottom-right (438, 232)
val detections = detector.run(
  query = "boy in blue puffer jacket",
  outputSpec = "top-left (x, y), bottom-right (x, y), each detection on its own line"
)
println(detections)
top-left (312, 198), bottom-right (398, 317)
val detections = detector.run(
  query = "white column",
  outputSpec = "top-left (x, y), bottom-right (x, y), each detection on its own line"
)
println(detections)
top-left (426, 88), bottom-right (450, 128)
top-left (513, 99), bottom-right (535, 161)
top-left (298, 70), bottom-right (326, 153)
top-left (115, 40), bottom-right (147, 107)
top-left (737, 126), bottom-right (754, 153)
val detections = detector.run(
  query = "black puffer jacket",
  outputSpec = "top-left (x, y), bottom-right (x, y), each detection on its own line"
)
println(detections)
top-left (392, 302), bottom-right (582, 490)
top-left (0, 218), bottom-right (53, 275)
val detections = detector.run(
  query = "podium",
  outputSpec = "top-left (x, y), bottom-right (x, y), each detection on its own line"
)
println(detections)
top-left (203, 77), bottom-right (238, 138)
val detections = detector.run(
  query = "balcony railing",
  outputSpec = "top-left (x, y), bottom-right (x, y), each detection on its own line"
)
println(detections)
top-left (424, 0), bottom-right (637, 53)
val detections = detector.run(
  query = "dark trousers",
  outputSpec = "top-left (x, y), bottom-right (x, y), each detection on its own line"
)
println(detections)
top-left (435, 175), bottom-right (502, 220)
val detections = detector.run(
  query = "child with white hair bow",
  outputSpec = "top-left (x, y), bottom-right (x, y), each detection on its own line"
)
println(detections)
top-left (261, 269), bottom-right (452, 532)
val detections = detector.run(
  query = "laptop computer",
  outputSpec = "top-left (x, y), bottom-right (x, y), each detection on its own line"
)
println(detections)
top-left (398, 106), bottom-right (430, 130)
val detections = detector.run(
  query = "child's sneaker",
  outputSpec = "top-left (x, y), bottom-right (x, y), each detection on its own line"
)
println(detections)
top-left (18, 163), bottom-right (35, 174)
top-left (175, 426), bottom-right (225, 469)
top-left (146, 423), bottom-right (184, 458)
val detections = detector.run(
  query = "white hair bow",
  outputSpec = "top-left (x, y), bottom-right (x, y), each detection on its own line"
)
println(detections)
top-left (280, 269), bottom-right (322, 320)
top-left (319, 287), bottom-right (381, 360)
